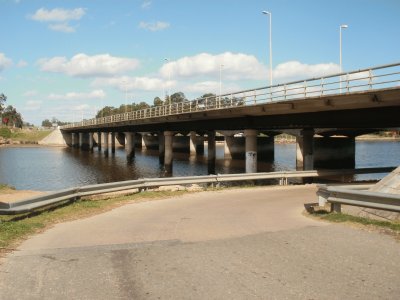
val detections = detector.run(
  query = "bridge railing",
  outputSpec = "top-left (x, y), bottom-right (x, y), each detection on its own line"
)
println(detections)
top-left (61, 62), bottom-right (400, 129)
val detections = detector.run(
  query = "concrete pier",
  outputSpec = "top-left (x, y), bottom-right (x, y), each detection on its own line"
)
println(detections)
top-left (88, 132), bottom-right (94, 151)
top-left (296, 129), bottom-right (315, 171)
top-left (97, 132), bottom-right (102, 151)
top-left (110, 133), bottom-right (116, 154)
top-left (207, 131), bottom-right (216, 174)
top-left (158, 133), bottom-right (165, 164)
top-left (244, 129), bottom-right (257, 173)
top-left (190, 131), bottom-right (197, 155)
top-left (101, 132), bottom-right (109, 156)
top-left (71, 133), bottom-right (78, 148)
top-left (164, 131), bottom-right (174, 174)
top-left (124, 132), bottom-right (135, 159)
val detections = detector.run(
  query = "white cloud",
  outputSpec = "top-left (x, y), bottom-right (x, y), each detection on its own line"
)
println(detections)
top-left (141, 1), bottom-right (152, 9)
top-left (92, 76), bottom-right (170, 91)
top-left (72, 104), bottom-right (90, 111)
top-left (139, 21), bottom-right (170, 31)
top-left (48, 22), bottom-right (76, 33)
top-left (160, 52), bottom-right (268, 81)
top-left (48, 89), bottom-right (106, 101)
top-left (38, 53), bottom-right (140, 77)
top-left (25, 100), bottom-right (42, 111)
top-left (17, 60), bottom-right (28, 68)
top-left (273, 61), bottom-right (340, 81)
top-left (184, 81), bottom-right (241, 94)
top-left (30, 8), bottom-right (86, 22)
top-left (0, 53), bottom-right (13, 72)
top-left (23, 90), bottom-right (38, 97)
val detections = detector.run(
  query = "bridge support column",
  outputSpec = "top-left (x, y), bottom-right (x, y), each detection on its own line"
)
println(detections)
top-left (245, 130), bottom-right (258, 173)
top-left (314, 136), bottom-right (355, 169)
top-left (207, 131), bottom-right (216, 174)
top-left (159, 132), bottom-right (165, 164)
top-left (110, 132), bottom-right (116, 154)
top-left (296, 129), bottom-right (314, 171)
top-left (124, 132), bottom-right (135, 159)
top-left (101, 132), bottom-right (109, 156)
top-left (97, 132), bottom-right (102, 151)
top-left (88, 132), bottom-right (94, 151)
top-left (190, 131), bottom-right (197, 155)
top-left (79, 132), bottom-right (90, 150)
top-left (224, 134), bottom-right (235, 159)
top-left (164, 131), bottom-right (174, 174)
top-left (78, 132), bottom-right (83, 148)
top-left (72, 133), bottom-right (80, 148)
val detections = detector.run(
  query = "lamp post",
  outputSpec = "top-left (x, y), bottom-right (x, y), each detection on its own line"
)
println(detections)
top-left (219, 64), bottom-right (224, 107)
top-left (339, 24), bottom-right (348, 92)
top-left (164, 58), bottom-right (171, 105)
top-left (262, 11), bottom-right (273, 87)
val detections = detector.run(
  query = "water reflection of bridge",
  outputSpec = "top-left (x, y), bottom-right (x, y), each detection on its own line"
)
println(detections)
top-left (61, 63), bottom-right (400, 174)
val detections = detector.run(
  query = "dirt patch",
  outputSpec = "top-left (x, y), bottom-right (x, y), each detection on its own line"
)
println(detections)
top-left (0, 190), bottom-right (46, 203)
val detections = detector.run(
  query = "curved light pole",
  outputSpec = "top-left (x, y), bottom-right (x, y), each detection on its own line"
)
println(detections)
top-left (262, 11), bottom-right (273, 87)
top-left (164, 58), bottom-right (171, 105)
top-left (219, 64), bottom-right (224, 107)
top-left (340, 24), bottom-right (348, 92)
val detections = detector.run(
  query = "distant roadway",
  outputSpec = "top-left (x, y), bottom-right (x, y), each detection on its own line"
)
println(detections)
top-left (0, 185), bottom-right (399, 299)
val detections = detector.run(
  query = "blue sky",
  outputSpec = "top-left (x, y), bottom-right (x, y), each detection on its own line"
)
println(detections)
top-left (1, 0), bottom-right (399, 125)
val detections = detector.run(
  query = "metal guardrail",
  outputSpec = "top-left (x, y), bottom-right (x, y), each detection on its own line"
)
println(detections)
top-left (0, 167), bottom-right (394, 215)
top-left (61, 62), bottom-right (400, 129)
top-left (317, 184), bottom-right (400, 213)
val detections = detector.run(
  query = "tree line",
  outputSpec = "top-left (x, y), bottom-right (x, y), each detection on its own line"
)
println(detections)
top-left (96, 92), bottom-right (244, 118)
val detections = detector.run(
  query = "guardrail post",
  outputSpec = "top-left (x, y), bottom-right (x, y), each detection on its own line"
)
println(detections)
top-left (331, 203), bottom-right (341, 213)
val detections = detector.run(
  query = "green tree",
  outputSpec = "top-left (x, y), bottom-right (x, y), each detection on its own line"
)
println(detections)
top-left (42, 119), bottom-right (52, 127)
top-left (0, 93), bottom-right (6, 113)
top-left (2, 105), bottom-right (23, 128)
top-left (153, 97), bottom-right (163, 106)
top-left (170, 92), bottom-right (187, 104)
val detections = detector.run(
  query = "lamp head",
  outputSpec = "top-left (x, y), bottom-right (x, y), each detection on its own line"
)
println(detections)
top-left (340, 24), bottom-right (348, 29)
top-left (262, 11), bottom-right (271, 15)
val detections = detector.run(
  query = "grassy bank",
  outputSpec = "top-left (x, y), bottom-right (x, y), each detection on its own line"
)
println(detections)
top-left (0, 190), bottom-right (188, 255)
top-left (310, 211), bottom-right (400, 238)
top-left (0, 127), bottom-right (52, 143)
top-left (0, 183), bottom-right (14, 191)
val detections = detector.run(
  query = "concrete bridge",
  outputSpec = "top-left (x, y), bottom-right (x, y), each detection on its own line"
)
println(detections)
top-left (61, 62), bottom-right (400, 174)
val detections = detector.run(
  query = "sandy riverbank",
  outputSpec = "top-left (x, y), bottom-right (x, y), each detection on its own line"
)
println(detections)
top-left (0, 189), bottom-right (46, 203)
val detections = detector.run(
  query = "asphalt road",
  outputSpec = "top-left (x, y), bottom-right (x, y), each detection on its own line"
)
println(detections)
top-left (0, 185), bottom-right (399, 299)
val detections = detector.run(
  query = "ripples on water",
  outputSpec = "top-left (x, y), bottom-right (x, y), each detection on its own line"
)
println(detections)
top-left (0, 141), bottom-right (398, 191)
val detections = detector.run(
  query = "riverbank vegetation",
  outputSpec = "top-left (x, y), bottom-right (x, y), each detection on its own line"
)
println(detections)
top-left (309, 211), bottom-right (400, 239)
top-left (0, 127), bottom-right (52, 145)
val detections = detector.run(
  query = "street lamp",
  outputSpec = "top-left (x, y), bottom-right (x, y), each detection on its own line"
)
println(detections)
top-left (339, 24), bottom-right (348, 92)
top-left (164, 58), bottom-right (171, 105)
top-left (219, 64), bottom-right (224, 107)
top-left (122, 80), bottom-right (128, 113)
top-left (262, 11), bottom-right (273, 87)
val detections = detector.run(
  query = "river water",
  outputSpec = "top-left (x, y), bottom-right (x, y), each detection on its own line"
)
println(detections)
top-left (0, 141), bottom-right (399, 191)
